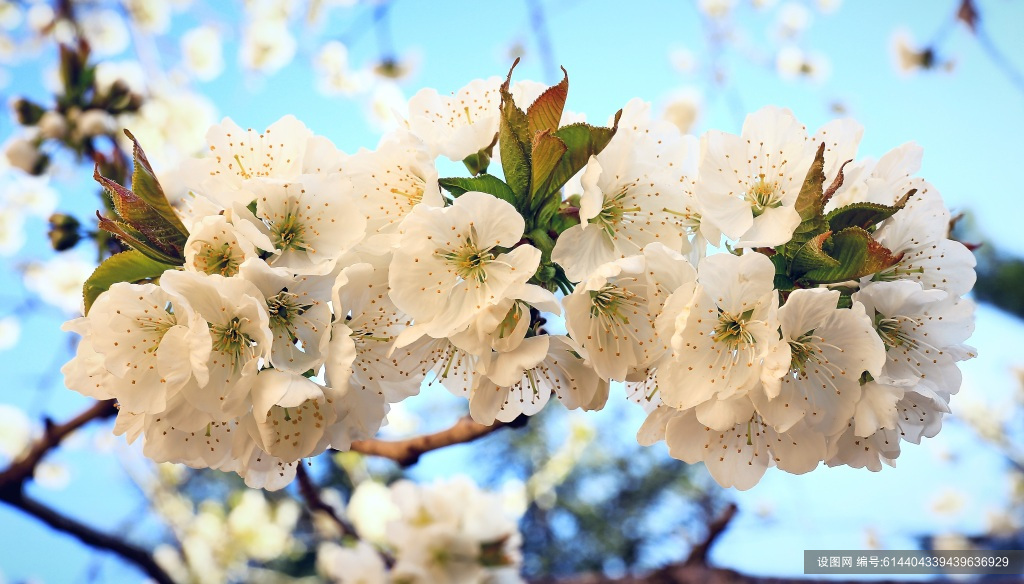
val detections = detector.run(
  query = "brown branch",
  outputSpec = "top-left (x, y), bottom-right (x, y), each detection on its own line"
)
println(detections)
top-left (532, 502), bottom-right (1022, 583)
top-left (0, 489), bottom-right (175, 584)
top-left (0, 399), bottom-right (117, 491)
top-left (683, 503), bottom-right (737, 567)
top-left (350, 416), bottom-right (510, 467)
top-left (294, 463), bottom-right (358, 538)
top-left (0, 399), bottom-right (173, 584)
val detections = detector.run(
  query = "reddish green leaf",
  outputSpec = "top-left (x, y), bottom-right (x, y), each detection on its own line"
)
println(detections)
top-left (801, 227), bottom-right (902, 284)
top-left (530, 129), bottom-right (567, 200)
top-left (791, 230), bottom-right (838, 276)
top-left (527, 67), bottom-right (568, 139)
top-left (498, 59), bottom-right (531, 200)
top-left (124, 129), bottom-right (190, 236)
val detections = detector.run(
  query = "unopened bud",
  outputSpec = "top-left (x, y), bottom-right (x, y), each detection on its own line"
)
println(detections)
top-left (4, 136), bottom-right (45, 175)
top-left (12, 98), bottom-right (45, 126)
top-left (38, 111), bottom-right (68, 140)
top-left (76, 109), bottom-right (116, 138)
top-left (48, 213), bottom-right (82, 251)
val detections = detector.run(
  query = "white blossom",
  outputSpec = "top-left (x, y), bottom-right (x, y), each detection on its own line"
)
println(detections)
top-left (406, 77), bottom-right (502, 161)
top-left (389, 191), bottom-right (540, 342)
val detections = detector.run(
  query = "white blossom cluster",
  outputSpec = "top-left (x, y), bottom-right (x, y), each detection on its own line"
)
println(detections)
top-left (62, 73), bottom-right (976, 491)
top-left (318, 477), bottom-right (523, 584)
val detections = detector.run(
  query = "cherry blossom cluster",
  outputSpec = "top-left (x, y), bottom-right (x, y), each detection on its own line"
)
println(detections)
top-left (62, 65), bottom-right (976, 491)
top-left (319, 477), bottom-right (523, 583)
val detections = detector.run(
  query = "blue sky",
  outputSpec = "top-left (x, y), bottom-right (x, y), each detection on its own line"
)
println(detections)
top-left (1, 0), bottom-right (1023, 581)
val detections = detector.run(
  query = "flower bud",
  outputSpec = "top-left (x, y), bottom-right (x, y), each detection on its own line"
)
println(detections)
top-left (76, 109), bottom-right (116, 138)
top-left (3, 136), bottom-right (45, 175)
top-left (48, 213), bottom-right (82, 251)
top-left (12, 98), bottom-right (46, 126)
top-left (38, 111), bottom-right (68, 139)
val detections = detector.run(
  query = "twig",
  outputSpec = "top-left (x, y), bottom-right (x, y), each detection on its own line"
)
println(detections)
top-left (294, 463), bottom-right (358, 539)
top-left (350, 416), bottom-right (510, 467)
top-left (0, 399), bottom-right (117, 491)
top-left (0, 489), bottom-right (175, 584)
top-left (683, 502), bottom-right (737, 566)
top-left (525, 0), bottom-right (558, 83)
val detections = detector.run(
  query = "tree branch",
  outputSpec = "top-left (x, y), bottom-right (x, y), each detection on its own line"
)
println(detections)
top-left (0, 399), bottom-right (117, 491)
top-left (0, 489), bottom-right (175, 584)
top-left (683, 503), bottom-right (737, 567)
top-left (294, 463), bottom-right (358, 539)
top-left (0, 400), bottom-right (172, 584)
top-left (349, 416), bottom-right (510, 467)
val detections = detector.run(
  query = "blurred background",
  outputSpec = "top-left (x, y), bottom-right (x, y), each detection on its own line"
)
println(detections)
top-left (0, 0), bottom-right (1023, 582)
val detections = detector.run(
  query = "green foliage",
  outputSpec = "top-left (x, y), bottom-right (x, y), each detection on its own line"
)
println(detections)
top-left (86, 133), bottom-right (189, 313)
top-left (772, 142), bottom-right (903, 290)
top-left (498, 60), bottom-right (533, 201)
top-left (779, 142), bottom-right (829, 259)
top-left (93, 132), bottom-right (189, 265)
top-left (83, 249), bottom-right (177, 314)
top-left (438, 175), bottom-right (518, 206)
top-left (823, 191), bottom-right (913, 232)
top-left (795, 227), bottom-right (903, 284)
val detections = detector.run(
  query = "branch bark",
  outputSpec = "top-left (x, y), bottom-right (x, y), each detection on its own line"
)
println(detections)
top-left (294, 463), bottom-right (358, 538)
top-left (0, 399), bottom-right (174, 584)
top-left (349, 416), bottom-right (510, 466)
top-left (0, 399), bottom-right (117, 491)
top-left (0, 489), bottom-right (175, 584)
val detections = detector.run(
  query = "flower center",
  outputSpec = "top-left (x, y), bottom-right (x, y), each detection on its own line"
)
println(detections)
top-left (788, 332), bottom-right (817, 373)
top-left (267, 291), bottom-right (312, 342)
top-left (594, 188), bottom-right (641, 237)
top-left (437, 236), bottom-right (495, 284)
top-left (210, 316), bottom-right (256, 369)
top-left (745, 174), bottom-right (783, 217)
top-left (875, 314), bottom-right (918, 350)
top-left (137, 307), bottom-right (177, 354)
top-left (195, 241), bottom-right (241, 276)
top-left (389, 181), bottom-right (425, 206)
top-left (662, 206), bottom-right (703, 235)
top-left (271, 212), bottom-right (307, 252)
top-left (712, 309), bottom-right (756, 349)
top-left (589, 284), bottom-right (640, 326)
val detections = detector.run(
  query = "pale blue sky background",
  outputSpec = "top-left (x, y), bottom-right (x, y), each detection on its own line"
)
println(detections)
top-left (1, 1), bottom-right (1023, 582)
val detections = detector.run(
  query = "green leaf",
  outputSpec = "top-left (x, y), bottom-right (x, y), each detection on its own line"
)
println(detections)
top-left (526, 228), bottom-right (556, 261)
top-left (462, 133), bottom-right (498, 176)
top-left (824, 188), bottom-right (916, 232)
top-left (791, 231), bottom-right (839, 276)
top-left (530, 113), bottom-right (622, 208)
top-left (527, 67), bottom-right (568, 139)
top-left (438, 175), bottom-right (518, 206)
top-left (800, 226), bottom-right (902, 284)
top-left (95, 167), bottom-right (186, 260)
top-left (498, 59), bottom-right (531, 200)
top-left (770, 253), bottom-right (794, 291)
top-left (794, 142), bottom-right (827, 221)
top-left (83, 249), bottom-right (177, 315)
top-left (96, 213), bottom-right (183, 266)
top-left (530, 130), bottom-right (567, 201)
top-left (779, 142), bottom-right (829, 258)
top-left (124, 130), bottom-right (190, 237)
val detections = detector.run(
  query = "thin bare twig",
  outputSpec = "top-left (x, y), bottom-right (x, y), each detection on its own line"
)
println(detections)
top-left (0, 399), bottom-right (117, 491)
top-left (525, 0), bottom-right (558, 83)
top-left (294, 463), bottom-right (358, 538)
top-left (350, 416), bottom-right (510, 467)
top-left (0, 399), bottom-right (173, 584)
top-left (0, 490), bottom-right (175, 584)
top-left (683, 502), bottom-right (737, 566)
